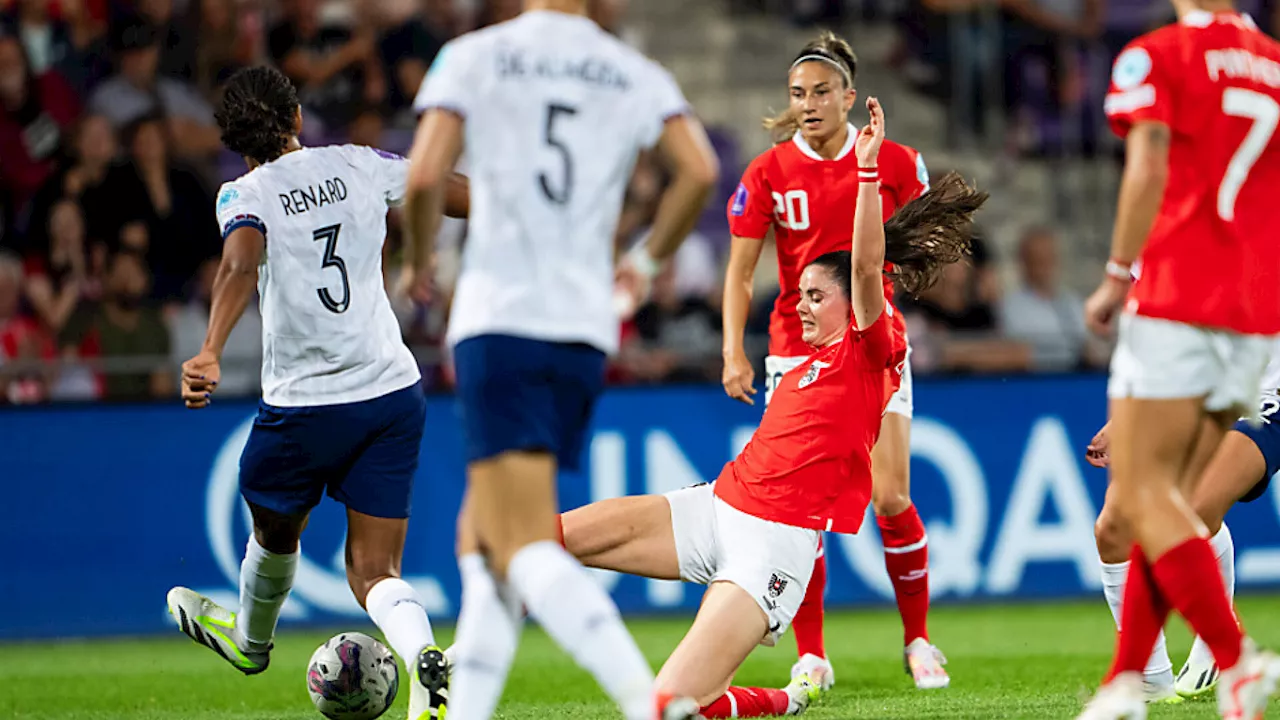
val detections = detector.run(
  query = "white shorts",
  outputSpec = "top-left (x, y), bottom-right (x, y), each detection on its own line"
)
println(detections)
top-left (663, 483), bottom-right (819, 645)
top-left (1108, 313), bottom-right (1274, 422)
top-left (765, 346), bottom-right (914, 417)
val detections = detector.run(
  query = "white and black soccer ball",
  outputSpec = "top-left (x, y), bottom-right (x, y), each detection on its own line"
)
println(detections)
top-left (306, 632), bottom-right (399, 720)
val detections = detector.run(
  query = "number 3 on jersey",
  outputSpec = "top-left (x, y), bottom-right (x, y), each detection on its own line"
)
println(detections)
top-left (313, 224), bottom-right (350, 314)
top-left (772, 190), bottom-right (809, 230)
top-left (1220, 88), bottom-right (1280, 221)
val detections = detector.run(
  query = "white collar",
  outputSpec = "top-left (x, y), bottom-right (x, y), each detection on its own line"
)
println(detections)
top-left (1181, 10), bottom-right (1257, 30)
top-left (792, 122), bottom-right (857, 162)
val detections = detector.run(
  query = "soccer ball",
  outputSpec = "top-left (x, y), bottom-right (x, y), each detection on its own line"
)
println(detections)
top-left (306, 632), bottom-right (399, 720)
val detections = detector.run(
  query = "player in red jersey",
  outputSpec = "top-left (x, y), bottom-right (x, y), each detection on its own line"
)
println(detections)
top-left (1079, 4), bottom-right (1280, 718)
top-left (548, 101), bottom-right (985, 718)
top-left (718, 31), bottom-right (944, 692)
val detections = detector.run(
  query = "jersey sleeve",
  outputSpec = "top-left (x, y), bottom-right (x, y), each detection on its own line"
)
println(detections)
top-left (727, 156), bottom-right (774, 239)
top-left (880, 143), bottom-right (929, 217)
top-left (847, 305), bottom-right (902, 371)
top-left (1104, 39), bottom-right (1173, 138)
top-left (414, 38), bottom-right (478, 118)
top-left (342, 144), bottom-right (409, 207)
top-left (636, 62), bottom-right (692, 149)
top-left (214, 180), bottom-right (265, 240)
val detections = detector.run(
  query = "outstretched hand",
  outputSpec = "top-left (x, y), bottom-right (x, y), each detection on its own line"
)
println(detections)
top-left (855, 97), bottom-right (885, 167)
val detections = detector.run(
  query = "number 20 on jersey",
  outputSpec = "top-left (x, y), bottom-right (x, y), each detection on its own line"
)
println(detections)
top-left (772, 190), bottom-right (810, 231)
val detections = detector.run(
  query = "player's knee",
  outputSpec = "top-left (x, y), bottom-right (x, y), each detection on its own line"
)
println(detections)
top-left (1094, 510), bottom-right (1131, 563)
top-left (871, 488), bottom-right (911, 517)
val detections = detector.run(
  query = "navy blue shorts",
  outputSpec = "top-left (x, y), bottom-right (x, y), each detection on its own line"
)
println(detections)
top-left (239, 383), bottom-right (426, 518)
top-left (1231, 394), bottom-right (1280, 503)
top-left (453, 334), bottom-right (606, 471)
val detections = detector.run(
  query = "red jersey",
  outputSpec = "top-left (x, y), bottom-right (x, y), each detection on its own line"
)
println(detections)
top-left (714, 307), bottom-right (906, 533)
top-left (1104, 11), bottom-right (1280, 334)
top-left (727, 126), bottom-right (928, 357)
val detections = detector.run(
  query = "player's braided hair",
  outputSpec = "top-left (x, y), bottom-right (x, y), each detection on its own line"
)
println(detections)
top-left (216, 66), bottom-right (300, 164)
top-left (808, 172), bottom-right (987, 298)
top-left (764, 31), bottom-right (858, 143)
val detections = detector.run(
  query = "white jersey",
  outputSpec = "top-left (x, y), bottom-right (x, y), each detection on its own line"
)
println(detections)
top-left (1261, 336), bottom-right (1280, 395)
top-left (214, 144), bottom-right (420, 407)
top-left (414, 9), bottom-right (690, 354)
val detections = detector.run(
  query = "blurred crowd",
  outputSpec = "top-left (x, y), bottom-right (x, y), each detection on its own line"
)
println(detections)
top-left (0, 0), bottom-right (1140, 404)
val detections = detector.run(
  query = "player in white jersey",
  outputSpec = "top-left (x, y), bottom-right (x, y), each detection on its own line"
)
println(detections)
top-left (402, 2), bottom-right (719, 719)
top-left (164, 66), bottom-right (465, 720)
top-left (1086, 337), bottom-right (1280, 701)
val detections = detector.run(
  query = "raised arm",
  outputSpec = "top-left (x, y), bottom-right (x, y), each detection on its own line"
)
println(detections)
top-left (851, 97), bottom-right (887, 330)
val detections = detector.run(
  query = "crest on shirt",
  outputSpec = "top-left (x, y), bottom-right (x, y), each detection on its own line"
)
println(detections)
top-left (767, 573), bottom-right (788, 599)
top-left (797, 360), bottom-right (831, 389)
top-left (730, 183), bottom-right (748, 216)
top-left (217, 186), bottom-right (239, 212)
top-left (1111, 47), bottom-right (1152, 90)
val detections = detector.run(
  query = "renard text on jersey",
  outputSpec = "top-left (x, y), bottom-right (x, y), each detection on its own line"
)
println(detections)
top-left (496, 48), bottom-right (631, 91)
top-left (279, 177), bottom-right (350, 216)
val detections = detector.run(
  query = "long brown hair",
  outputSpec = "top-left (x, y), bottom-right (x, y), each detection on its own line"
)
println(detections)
top-left (807, 172), bottom-right (988, 297)
top-left (763, 31), bottom-right (858, 144)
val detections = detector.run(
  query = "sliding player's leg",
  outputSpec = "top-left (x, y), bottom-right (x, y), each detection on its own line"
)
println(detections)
top-left (561, 493), bottom-right (683, 580)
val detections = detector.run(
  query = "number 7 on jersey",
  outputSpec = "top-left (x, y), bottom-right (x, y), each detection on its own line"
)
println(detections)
top-left (1219, 88), bottom-right (1280, 222)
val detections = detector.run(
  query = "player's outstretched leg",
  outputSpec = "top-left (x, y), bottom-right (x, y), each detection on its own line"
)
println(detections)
top-left (699, 677), bottom-right (820, 718)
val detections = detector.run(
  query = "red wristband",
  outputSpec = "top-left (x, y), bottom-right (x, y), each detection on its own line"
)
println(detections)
top-left (858, 166), bottom-right (879, 183)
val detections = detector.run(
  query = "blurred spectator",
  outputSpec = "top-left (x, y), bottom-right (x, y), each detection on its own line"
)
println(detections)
top-left (903, 257), bottom-right (1030, 373)
top-left (0, 32), bottom-right (80, 219)
top-left (2, 0), bottom-right (72, 74)
top-left (169, 260), bottom-right (261, 397)
top-left (106, 113), bottom-right (220, 301)
top-left (87, 19), bottom-right (221, 158)
top-left (0, 249), bottom-right (52, 402)
top-left (475, 0), bottom-right (520, 28)
top-left (617, 234), bottom-right (723, 384)
top-left (49, 0), bottom-right (109, 95)
top-left (269, 0), bottom-right (381, 134)
top-left (373, 0), bottom-right (445, 119)
top-left (192, 0), bottom-right (261, 97)
top-left (347, 104), bottom-right (385, 148)
top-left (25, 113), bottom-right (118, 256)
top-left (133, 0), bottom-right (197, 81)
top-left (59, 250), bottom-right (172, 400)
top-left (23, 198), bottom-right (96, 336)
top-left (999, 226), bottom-right (1107, 371)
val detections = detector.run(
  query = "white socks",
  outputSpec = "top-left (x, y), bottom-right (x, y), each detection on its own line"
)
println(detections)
top-left (447, 553), bottom-right (524, 720)
top-left (1187, 524), bottom-right (1237, 667)
top-left (507, 541), bottom-right (654, 720)
top-left (236, 535), bottom-right (298, 652)
top-left (366, 577), bottom-right (436, 666)
top-left (1101, 560), bottom-right (1174, 687)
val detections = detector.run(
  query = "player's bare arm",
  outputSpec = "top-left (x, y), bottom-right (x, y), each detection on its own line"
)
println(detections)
top-left (1085, 120), bottom-right (1170, 336)
top-left (401, 108), bottom-right (464, 301)
top-left (183, 225), bottom-right (263, 409)
top-left (616, 115), bottom-right (719, 314)
top-left (721, 234), bottom-right (766, 405)
top-left (851, 97), bottom-right (887, 329)
top-left (444, 172), bottom-right (470, 218)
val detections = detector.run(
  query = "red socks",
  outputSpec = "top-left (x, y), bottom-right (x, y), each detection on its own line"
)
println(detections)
top-left (1151, 537), bottom-right (1244, 671)
top-left (791, 543), bottom-right (826, 659)
top-left (878, 505), bottom-right (930, 645)
top-left (1107, 546), bottom-right (1171, 680)
top-left (700, 687), bottom-right (791, 718)
top-left (1108, 538), bottom-right (1245, 682)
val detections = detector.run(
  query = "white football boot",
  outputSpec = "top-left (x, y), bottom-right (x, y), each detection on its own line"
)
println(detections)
top-left (409, 645), bottom-right (450, 720)
top-left (166, 587), bottom-right (269, 675)
top-left (790, 653), bottom-right (835, 692)
top-left (656, 694), bottom-right (702, 720)
top-left (1077, 672), bottom-right (1148, 720)
top-left (904, 638), bottom-right (950, 690)
top-left (1175, 639), bottom-right (1220, 699)
top-left (1216, 638), bottom-right (1280, 720)
top-left (783, 674), bottom-right (821, 715)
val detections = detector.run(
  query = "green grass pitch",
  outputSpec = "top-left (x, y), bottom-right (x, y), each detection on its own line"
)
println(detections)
top-left (4, 596), bottom-right (1279, 719)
